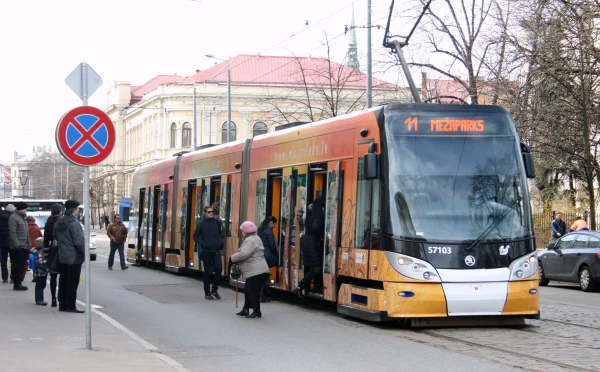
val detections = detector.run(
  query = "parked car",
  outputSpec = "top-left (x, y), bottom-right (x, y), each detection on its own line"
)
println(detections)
top-left (538, 231), bottom-right (600, 292)
top-left (80, 223), bottom-right (97, 261)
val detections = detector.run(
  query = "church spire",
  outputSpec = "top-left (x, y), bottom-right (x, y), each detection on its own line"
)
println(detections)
top-left (346, 4), bottom-right (360, 70)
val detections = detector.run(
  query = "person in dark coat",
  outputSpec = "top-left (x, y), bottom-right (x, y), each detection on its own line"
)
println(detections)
top-left (44, 203), bottom-right (63, 307)
top-left (8, 202), bottom-right (30, 291)
top-left (193, 205), bottom-right (224, 300)
top-left (0, 204), bottom-right (15, 283)
top-left (294, 196), bottom-right (325, 299)
top-left (551, 212), bottom-right (567, 242)
top-left (55, 200), bottom-right (85, 313)
top-left (258, 216), bottom-right (278, 268)
top-left (257, 216), bottom-right (278, 302)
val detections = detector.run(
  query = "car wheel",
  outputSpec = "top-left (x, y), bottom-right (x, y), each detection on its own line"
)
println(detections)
top-left (579, 266), bottom-right (597, 292)
top-left (539, 264), bottom-right (549, 286)
top-left (90, 255), bottom-right (97, 261)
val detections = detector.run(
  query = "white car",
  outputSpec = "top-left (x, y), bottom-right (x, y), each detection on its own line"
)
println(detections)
top-left (80, 223), bottom-right (97, 261)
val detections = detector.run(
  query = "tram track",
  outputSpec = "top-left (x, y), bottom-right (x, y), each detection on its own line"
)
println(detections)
top-left (534, 317), bottom-right (600, 332)
top-left (412, 329), bottom-right (595, 372)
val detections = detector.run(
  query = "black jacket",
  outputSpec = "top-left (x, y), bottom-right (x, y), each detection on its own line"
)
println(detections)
top-left (258, 227), bottom-right (278, 267)
top-left (300, 204), bottom-right (325, 267)
top-left (44, 214), bottom-right (61, 268)
top-left (0, 211), bottom-right (12, 249)
top-left (193, 216), bottom-right (223, 252)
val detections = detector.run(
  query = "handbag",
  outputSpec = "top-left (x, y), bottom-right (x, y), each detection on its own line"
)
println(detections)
top-left (230, 263), bottom-right (242, 279)
top-left (49, 255), bottom-right (59, 272)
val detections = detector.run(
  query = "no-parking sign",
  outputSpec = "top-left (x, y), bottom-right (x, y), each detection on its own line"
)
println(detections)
top-left (55, 106), bottom-right (115, 166)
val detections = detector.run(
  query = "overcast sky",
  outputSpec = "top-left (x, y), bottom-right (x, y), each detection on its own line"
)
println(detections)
top-left (0, 0), bottom-right (405, 165)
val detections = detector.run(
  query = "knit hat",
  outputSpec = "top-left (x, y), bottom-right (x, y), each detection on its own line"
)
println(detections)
top-left (5, 204), bottom-right (15, 212)
top-left (240, 221), bottom-right (257, 234)
top-left (65, 200), bottom-right (80, 210)
top-left (15, 202), bottom-right (27, 211)
top-left (35, 237), bottom-right (44, 248)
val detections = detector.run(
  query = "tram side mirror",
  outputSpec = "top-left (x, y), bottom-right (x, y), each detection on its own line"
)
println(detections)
top-left (364, 153), bottom-right (378, 180)
top-left (520, 143), bottom-right (536, 179)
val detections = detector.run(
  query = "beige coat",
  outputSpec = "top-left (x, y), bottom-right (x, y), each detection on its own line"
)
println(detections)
top-left (231, 234), bottom-right (269, 279)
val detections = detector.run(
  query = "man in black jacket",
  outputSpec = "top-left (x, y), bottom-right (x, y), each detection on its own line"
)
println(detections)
top-left (193, 205), bottom-right (224, 300)
top-left (294, 196), bottom-right (325, 299)
top-left (0, 204), bottom-right (15, 283)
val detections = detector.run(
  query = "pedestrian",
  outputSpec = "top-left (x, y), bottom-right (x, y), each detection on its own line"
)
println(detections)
top-left (212, 201), bottom-right (221, 221)
top-left (55, 200), bottom-right (85, 313)
top-left (8, 201), bottom-right (30, 291)
top-left (0, 204), bottom-right (15, 283)
top-left (107, 214), bottom-right (128, 270)
top-left (569, 216), bottom-right (589, 232)
top-left (44, 203), bottom-right (63, 307)
top-left (551, 212), bottom-right (567, 242)
top-left (100, 214), bottom-right (105, 229)
top-left (31, 237), bottom-right (49, 306)
top-left (25, 215), bottom-right (43, 281)
top-left (230, 221), bottom-right (269, 318)
top-left (293, 196), bottom-right (325, 299)
top-left (193, 205), bottom-right (224, 300)
top-left (257, 216), bottom-right (278, 302)
top-left (104, 215), bottom-right (109, 231)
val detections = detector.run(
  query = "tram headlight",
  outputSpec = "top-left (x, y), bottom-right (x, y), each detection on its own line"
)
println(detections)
top-left (412, 264), bottom-right (420, 272)
top-left (516, 270), bottom-right (524, 278)
top-left (522, 262), bottom-right (531, 271)
top-left (528, 256), bottom-right (536, 264)
top-left (398, 257), bottom-right (406, 265)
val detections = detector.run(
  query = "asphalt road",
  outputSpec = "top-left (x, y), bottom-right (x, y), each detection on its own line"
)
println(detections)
top-left (87, 232), bottom-right (599, 372)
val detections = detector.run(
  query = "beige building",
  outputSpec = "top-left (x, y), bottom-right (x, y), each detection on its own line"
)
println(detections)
top-left (90, 54), bottom-right (408, 222)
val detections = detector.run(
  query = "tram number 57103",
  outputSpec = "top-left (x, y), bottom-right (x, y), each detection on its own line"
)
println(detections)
top-left (428, 246), bottom-right (452, 254)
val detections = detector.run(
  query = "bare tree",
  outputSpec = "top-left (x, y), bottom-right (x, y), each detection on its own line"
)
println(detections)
top-left (257, 35), bottom-right (405, 128)
top-left (511, 0), bottom-right (600, 228)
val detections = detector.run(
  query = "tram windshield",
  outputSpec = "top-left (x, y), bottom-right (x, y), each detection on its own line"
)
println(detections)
top-left (384, 107), bottom-right (532, 243)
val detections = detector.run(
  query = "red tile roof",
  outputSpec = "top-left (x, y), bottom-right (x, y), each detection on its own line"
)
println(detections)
top-left (131, 74), bottom-right (186, 100)
top-left (130, 55), bottom-right (400, 103)
top-left (423, 79), bottom-right (470, 103)
top-left (189, 54), bottom-right (398, 90)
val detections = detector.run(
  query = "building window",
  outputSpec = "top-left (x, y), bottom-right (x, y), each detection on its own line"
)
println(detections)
top-left (253, 122), bottom-right (268, 137)
top-left (170, 123), bottom-right (177, 148)
top-left (182, 122), bottom-right (192, 148)
top-left (221, 121), bottom-right (237, 143)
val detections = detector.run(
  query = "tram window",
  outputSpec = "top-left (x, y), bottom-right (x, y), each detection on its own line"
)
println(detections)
top-left (355, 158), bottom-right (372, 248)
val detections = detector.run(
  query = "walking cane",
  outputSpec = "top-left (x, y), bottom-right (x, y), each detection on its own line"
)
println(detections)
top-left (235, 277), bottom-right (239, 308)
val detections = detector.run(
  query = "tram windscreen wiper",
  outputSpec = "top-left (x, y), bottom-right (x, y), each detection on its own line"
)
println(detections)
top-left (465, 197), bottom-right (521, 252)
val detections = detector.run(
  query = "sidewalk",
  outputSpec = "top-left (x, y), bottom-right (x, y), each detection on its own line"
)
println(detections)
top-left (0, 271), bottom-right (180, 372)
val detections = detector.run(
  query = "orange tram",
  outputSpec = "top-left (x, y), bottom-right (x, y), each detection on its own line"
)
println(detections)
top-left (128, 103), bottom-right (540, 326)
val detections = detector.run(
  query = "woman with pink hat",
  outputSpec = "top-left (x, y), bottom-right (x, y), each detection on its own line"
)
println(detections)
top-left (229, 221), bottom-right (269, 318)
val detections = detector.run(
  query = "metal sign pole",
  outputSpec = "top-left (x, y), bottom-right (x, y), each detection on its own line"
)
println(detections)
top-left (82, 62), bottom-right (92, 350)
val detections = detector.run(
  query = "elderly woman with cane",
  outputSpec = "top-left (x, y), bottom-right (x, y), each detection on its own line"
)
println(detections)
top-left (229, 221), bottom-right (269, 318)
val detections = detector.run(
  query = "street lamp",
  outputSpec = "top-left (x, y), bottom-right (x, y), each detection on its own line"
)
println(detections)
top-left (183, 76), bottom-right (197, 150)
top-left (205, 54), bottom-right (231, 143)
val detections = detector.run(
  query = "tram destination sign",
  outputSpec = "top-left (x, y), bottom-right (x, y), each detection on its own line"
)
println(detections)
top-left (393, 111), bottom-right (513, 136)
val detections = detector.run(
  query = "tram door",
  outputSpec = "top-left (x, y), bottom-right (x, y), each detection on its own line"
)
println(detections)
top-left (264, 170), bottom-right (282, 286)
top-left (305, 163), bottom-right (328, 296)
top-left (145, 185), bottom-right (160, 262)
top-left (323, 162), bottom-right (343, 301)
top-left (183, 179), bottom-right (198, 269)
top-left (137, 188), bottom-right (146, 258)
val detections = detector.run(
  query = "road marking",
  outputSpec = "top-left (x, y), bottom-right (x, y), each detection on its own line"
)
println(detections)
top-left (75, 300), bottom-right (190, 372)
